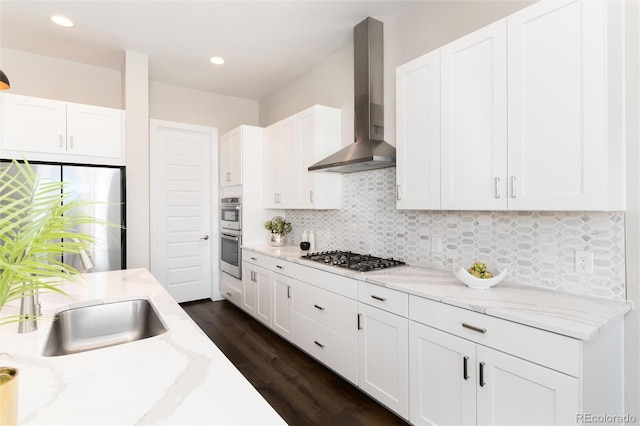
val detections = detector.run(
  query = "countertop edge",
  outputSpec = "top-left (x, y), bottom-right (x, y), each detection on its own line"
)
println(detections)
top-left (241, 244), bottom-right (632, 341)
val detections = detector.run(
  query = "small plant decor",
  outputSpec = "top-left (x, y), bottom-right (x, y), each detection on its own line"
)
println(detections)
top-left (0, 159), bottom-right (108, 326)
top-left (264, 216), bottom-right (292, 235)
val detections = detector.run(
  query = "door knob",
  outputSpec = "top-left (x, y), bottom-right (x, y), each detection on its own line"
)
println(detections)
top-left (200, 235), bottom-right (209, 240)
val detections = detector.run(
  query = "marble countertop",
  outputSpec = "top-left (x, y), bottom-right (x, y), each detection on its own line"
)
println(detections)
top-left (0, 268), bottom-right (285, 425)
top-left (243, 244), bottom-right (632, 341)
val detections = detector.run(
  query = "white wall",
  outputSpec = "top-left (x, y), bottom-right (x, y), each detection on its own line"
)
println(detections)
top-left (150, 81), bottom-right (259, 134)
top-left (0, 47), bottom-right (122, 108)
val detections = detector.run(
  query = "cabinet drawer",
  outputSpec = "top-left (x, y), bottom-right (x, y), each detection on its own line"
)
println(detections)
top-left (358, 281), bottom-right (408, 317)
top-left (292, 312), bottom-right (358, 384)
top-left (220, 282), bottom-right (242, 308)
top-left (293, 261), bottom-right (357, 299)
top-left (293, 280), bottom-right (357, 342)
top-left (242, 250), bottom-right (275, 268)
top-left (409, 296), bottom-right (580, 377)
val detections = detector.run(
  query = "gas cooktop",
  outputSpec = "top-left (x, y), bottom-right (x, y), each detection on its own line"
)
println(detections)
top-left (300, 250), bottom-right (405, 272)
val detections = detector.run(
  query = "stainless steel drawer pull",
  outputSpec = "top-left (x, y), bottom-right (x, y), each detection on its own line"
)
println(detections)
top-left (226, 292), bottom-right (232, 296)
top-left (511, 176), bottom-right (517, 198)
top-left (463, 356), bottom-right (469, 380)
top-left (479, 361), bottom-right (486, 387)
top-left (276, 265), bottom-right (284, 269)
top-left (494, 177), bottom-right (500, 198)
top-left (314, 340), bottom-right (325, 348)
top-left (314, 304), bottom-right (325, 311)
top-left (251, 257), bottom-right (258, 261)
top-left (462, 323), bottom-right (487, 334)
top-left (371, 295), bottom-right (387, 302)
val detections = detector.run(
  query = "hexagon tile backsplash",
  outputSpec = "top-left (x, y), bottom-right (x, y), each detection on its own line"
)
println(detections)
top-left (286, 168), bottom-right (626, 301)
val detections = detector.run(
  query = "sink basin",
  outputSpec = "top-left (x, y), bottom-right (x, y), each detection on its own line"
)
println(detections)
top-left (42, 298), bottom-right (168, 357)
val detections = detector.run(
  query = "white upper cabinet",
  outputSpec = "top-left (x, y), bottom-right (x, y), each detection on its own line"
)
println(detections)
top-left (219, 127), bottom-right (242, 187)
top-left (263, 116), bottom-right (298, 208)
top-left (264, 105), bottom-right (342, 209)
top-left (396, 49), bottom-right (441, 210)
top-left (396, 0), bottom-right (624, 211)
top-left (1, 93), bottom-right (125, 165)
top-left (506, 0), bottom-right (624, 210)
top-left (297, 105), bottom-right (341, 209)
top-left (440, 20), bottom-right (507, 210)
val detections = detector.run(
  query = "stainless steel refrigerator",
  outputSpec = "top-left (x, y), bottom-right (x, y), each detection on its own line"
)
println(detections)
top-left (1, 161), bottom-right (126, 272)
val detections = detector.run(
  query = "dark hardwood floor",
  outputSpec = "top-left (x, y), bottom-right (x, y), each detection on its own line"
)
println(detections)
top-left (180, 299), bottom-right (409, 426)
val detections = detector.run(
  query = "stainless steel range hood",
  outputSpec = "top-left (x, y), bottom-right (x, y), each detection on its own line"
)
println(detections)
top-left (308, 17), bottom-right (396, 173)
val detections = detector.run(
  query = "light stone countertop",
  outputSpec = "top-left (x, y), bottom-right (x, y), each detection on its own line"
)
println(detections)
top-left (0, 268), bottom-right (286, 426)
top-left (243, 244), bottom-right (632, 341)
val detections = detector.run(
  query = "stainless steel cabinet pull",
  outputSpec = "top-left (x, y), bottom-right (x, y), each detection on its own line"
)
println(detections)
top-left (276, 265), bottom-right (284, 269)
top-left (226, 292), bottom-right (232, 296)
top-left (314, 340), bottom-right (325, 348)
top-left (59, 135), bottom-right (64, 148)
top-left (200, 235), bottom-right (209, 240)
top-left (462, 323), bottom-right (487, 334)
top-left (287, 286), bottom-right (291, 299)
top-left (226, 172), bottom-right (231, 181)
top-left (371, 295), bottom-right (387, 302)
top-left (251, 257), bottom-right (258, 261)
top-left (494, 177), bottom-right (500, 198)
top-left (479, 362), bottom-right (486, 387)
top-left (69, 135), bottom-right (74, 148)
top-left (511, 176), bottom-right (517, 198)
top-left (314, 304), bottom-right (325, 311)
top-left (310, 191), bottom-right (314, 203)
top-left (357, 313), bottom-right (362, 330)
top-left (396, 184), bottom-right (401, 201)
top-left (463, 356), bottom-right (469, 380)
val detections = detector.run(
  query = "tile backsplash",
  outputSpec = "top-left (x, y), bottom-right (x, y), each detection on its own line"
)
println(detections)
top-left (286, 168), bottom-right (626, 301)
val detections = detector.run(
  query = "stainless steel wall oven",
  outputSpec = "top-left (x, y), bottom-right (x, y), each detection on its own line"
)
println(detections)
top-left (220, 197), bottom-right (242, 279)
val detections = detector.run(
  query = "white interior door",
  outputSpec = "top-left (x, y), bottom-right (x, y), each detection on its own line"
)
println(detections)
top-left (150, 119), bottom-right (218, 303)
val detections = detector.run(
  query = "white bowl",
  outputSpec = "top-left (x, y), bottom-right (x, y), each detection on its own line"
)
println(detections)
top-left (453, 263), bottom-right (507, 290)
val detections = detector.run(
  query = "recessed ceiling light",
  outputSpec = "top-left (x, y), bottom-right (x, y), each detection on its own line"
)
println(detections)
top-left (51, 15), bottom-right (74, 27)
top-left (210, 56), bottom-right (225, 65)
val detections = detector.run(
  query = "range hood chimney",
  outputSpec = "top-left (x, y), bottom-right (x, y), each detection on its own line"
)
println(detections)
top-left (308, 17), bottom-right (396, 173)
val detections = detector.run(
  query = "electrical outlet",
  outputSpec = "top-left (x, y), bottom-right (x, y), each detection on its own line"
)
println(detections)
top-left (431, 237), bottom-right (443, 254)
top-left (575, 250), bottom-right (594, 275)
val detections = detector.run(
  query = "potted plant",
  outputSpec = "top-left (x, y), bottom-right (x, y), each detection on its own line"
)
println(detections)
top-left (264, 216), bottom-right (292, 247)
top-left (0, 159), bottom-right (109, 424)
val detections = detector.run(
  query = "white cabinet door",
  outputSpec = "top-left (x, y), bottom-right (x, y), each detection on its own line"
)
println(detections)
top-left (242, 262), bottom-right (271, 325)
top-left (507, 0), bottom-right (615, 210)
top-left (1, 93), bottom-right (66, 155)
top-left (272, 272), bottom-right (293, 341)
top-left (297, 106), bottom-right (341, 209)
top-left (263, 117), bottom-right (298, 208)
top-left (441, 20), bottom-right (507, 210)
top-left (476, 345), bottom-right (580, 426)
top-left (219, 128), bottom-right (242, 187)
top-left (409, 321), bottom-right (476, 426)
top-left (358, 303), bottom-right (409, 420)
top-left (66, 103), bottom-right (123, 159)
top-left (396, 49), bottom-right (441, 210)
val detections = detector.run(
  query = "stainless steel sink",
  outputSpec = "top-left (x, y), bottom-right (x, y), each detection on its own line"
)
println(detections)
top-left (42, 298), bottom-right (168, 357)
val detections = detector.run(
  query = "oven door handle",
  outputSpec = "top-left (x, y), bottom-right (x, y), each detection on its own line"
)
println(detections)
top-left (221, 234), bottom-right (240, 242)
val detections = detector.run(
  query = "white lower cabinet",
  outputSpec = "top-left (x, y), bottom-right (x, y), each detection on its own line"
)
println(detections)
top-left (291, 277), bottom-right (358, 385)
top-left (272, 272), bottom-right (293, 341)
top-left (241, 262), bottom-right (272, 327)
top-left (358, 302), bottom-right (409, 420)
top-left (409, 321), bottom-right (579, 425)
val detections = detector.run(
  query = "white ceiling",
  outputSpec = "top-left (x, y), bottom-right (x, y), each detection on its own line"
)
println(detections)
top-left (0, 1), bottom-right (415, 100)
